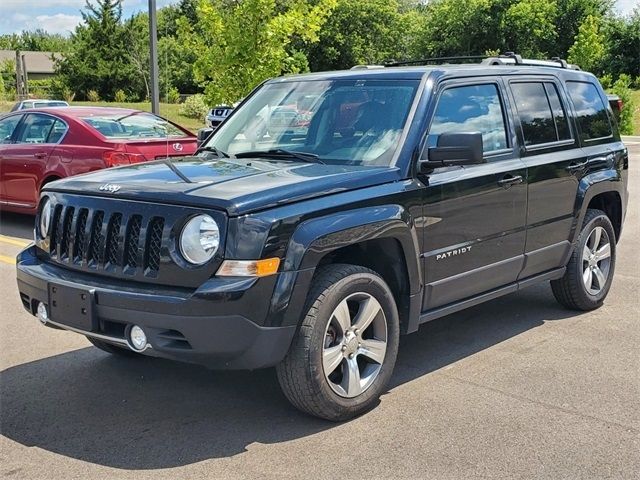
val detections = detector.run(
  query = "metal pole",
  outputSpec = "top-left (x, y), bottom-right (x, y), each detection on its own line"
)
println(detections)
top-left (15, 50), bottom-right (24, 100)
top-left (148, 0), bottom-right (160, 114)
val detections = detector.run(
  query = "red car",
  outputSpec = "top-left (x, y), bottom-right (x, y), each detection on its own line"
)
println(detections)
top-left (0, 107), bottom-right (197, 214)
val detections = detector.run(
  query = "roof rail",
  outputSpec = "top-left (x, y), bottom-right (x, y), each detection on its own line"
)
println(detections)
top-left (376, 52), bottom-right (581, 70)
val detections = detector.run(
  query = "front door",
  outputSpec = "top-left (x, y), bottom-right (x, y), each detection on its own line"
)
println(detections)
top-left (0, 113), bottom-right (24, 206)
top-left (421, 80), bottom-right (528, 311)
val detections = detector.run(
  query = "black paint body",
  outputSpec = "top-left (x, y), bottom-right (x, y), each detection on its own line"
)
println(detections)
top-left (16, 65), bottom-right (629, 369)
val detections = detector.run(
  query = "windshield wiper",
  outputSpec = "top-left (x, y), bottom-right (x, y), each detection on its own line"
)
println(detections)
top-left (197, 145), bottom-right (230, 158)
top-left (159, 158), bottom-right (193, 183)
top-left (234, 149), bottom-right (325, 164)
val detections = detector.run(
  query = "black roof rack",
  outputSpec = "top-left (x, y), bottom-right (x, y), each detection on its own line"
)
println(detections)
top-left (380, 52), bottom-right (580, 70)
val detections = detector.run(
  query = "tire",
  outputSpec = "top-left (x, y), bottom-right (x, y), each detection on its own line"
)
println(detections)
top-left (87, 337), bottom-right (138, 357)
top-left (551, 209), bottom-right (616, 311)
top-left (276, 264), bottom-right (400, 421)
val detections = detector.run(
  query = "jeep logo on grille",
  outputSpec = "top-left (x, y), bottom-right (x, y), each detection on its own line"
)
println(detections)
top-left (99, 183), bottom-right (121, 193)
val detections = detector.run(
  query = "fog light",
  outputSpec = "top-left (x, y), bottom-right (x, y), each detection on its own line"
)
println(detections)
top-left (37, 302), bottom-right (48, 324)
top-left (129, 325), bottom-right (147, 351)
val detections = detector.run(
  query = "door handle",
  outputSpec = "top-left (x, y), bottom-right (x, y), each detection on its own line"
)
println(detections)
top-left (498, 174), bottom-right (523, 188)
top-left (566, 160), bottom-right (588, 173)
top-left (34, 152), bottom-right (47, 159)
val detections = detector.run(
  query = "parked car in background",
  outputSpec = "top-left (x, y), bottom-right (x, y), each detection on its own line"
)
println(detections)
top-left (0, 107), bottom-right (197, 214)
top-left (607, 93), bottom-right (623, 126)
top-left (10, 99), bottom-right (69, 111)
top-left (205, 105), bottom-right (234, 129)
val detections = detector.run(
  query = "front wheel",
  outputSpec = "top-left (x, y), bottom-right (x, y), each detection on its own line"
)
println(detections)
top-left (276, 264), bottom-right (400, 421)
top-left (551, 209), bottom-right (616, 310)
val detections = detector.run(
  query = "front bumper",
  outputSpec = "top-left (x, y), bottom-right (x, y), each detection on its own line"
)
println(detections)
top-left (16, 246), bottom-right (296, 369)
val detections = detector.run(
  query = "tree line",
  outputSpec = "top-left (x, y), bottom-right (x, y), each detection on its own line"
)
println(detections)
top-left (0, 0), bottom-right (638, 108)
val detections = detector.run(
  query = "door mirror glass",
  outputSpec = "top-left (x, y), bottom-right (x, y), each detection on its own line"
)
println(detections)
top-left (197, 127), bottom-right (214, 147)
top-left (420, 132), bottom-right (484, 171)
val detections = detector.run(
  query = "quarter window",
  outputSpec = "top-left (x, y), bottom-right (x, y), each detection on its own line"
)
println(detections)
top-left (511, 82), bottom-right (571, 146)
top-left (429, 84), bottom-right (508, 153)
top-left (566, 81), bottom-right (612, 141)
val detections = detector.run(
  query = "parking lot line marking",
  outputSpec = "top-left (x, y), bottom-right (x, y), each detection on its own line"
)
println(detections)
top-left (0, 235), bottom-right (31, 248)
top-left (0, 254), bottom-right (16, 265)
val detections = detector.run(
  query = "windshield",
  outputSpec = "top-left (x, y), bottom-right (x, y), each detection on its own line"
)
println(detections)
top-left (205, 79), bottom-right (419, 166)
top-left (81, 112), bottom-right (189, 139)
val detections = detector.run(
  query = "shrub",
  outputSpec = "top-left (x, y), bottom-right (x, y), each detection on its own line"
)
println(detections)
top-left (609, 74), bottom-right (634, 135)
top-left (166, 86), bottom-right (180, 104)
top-left (86, 89), bottom-right (100, 102)
top-left (62, 88), bottom-right (75, 103)
top-left (114, 89), bottom-right (127, 103)
top-left (179, 93), bottom-right (208, 119)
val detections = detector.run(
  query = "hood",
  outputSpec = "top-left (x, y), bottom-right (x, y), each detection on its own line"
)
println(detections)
top-left (46, 156), bottom-right (401, 216)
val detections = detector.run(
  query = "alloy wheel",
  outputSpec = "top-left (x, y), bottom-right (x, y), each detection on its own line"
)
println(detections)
top-left (581, 226), bottom-right (612, 295)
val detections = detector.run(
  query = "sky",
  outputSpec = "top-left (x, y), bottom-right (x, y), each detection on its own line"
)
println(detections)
top-left (0, 0), bottom-right (638, 36)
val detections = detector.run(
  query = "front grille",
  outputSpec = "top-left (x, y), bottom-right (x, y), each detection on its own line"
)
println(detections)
top-left (38, 194), bottom-right (225, 288)
top-left (49, 207), bottom-right (164, 276)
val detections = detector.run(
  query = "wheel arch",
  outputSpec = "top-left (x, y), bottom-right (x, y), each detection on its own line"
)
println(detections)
top-left (574, 172), bottom-right (625, 244)
top-left (268, 205), bottom-right (423, 334)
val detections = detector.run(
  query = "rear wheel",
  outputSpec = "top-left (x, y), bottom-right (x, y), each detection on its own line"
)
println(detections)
top-left (551, 209), bottom-right (616, 310)
top-left (276, 264), bottom-right (400, 421)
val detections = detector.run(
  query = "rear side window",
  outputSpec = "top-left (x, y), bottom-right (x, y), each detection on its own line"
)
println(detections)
top-left (566, 81), bottom-right (612, 141)
top-left (429, 84), bottom-right (508, 153)
top-left (511, 82), bottom-right (571, 146)
top-left (16, 114), bottom-right (57, 144)
top-left (0, 115), bottom-right (23, 143)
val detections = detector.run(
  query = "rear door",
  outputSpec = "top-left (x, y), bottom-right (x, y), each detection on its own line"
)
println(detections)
top-left (506, 77), bottom-right (585, 279)
top-left (421, 79), bottom-right (528, 311)
top-left (2, 113), bottom-right (66, 209)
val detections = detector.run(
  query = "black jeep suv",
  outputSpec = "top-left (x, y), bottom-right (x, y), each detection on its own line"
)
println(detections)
top-left (16, 54), bottom-right (628, 421)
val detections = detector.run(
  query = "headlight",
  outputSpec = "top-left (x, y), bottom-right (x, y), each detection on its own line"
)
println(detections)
top-left (179, 214), bottom-right (220, 264)
top-left (39, 197), bottom-right (52, 238)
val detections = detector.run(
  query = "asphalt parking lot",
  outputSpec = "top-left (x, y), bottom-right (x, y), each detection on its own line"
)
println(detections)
top-left (0, 142), bottom-right (638, 480)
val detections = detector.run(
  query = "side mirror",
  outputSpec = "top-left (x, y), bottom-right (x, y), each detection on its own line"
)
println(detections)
top-left (419, 132), bottom-right (484, 172)
top-left (197, 127), bottom-right (214, 147)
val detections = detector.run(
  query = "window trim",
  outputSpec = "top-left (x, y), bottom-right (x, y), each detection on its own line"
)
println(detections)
top-left (425, 80), bottom-right (512, 158)
top-left (565, 80), bottom-right (614, 144)
top-left (14, 112), bottom-right (69, 146)
top-left (508, 78), bottom-right (576, 152)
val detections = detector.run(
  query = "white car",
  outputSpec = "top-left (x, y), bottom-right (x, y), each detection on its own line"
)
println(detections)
top-left (11, 99), bottom-right (69, 111)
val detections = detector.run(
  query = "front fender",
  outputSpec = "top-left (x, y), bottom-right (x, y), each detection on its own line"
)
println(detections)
top-left (265, 205), bottom-right (422, 328)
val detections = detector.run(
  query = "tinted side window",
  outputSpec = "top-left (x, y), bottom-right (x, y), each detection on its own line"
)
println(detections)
top-left (429, 84), bottom-right (508, 153)
top-left (16, 114), bottom-right (57, 144)
top-left (544, 82), bottom-right (571, 141)
top-left (511, 82), bottom-right (557, 146)
top-left (0, 115), bottom-right (23, 143)
top-left (567, 81), bottom-right (612, 141)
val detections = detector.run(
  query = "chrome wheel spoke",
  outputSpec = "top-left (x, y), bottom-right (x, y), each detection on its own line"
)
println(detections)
top-left (342, 357), bottom-right (362, 397)
top-left (583, 266), bottom-right (593, 288)
top-left (595, 243), bottom-right (611, 262)
top-left (332, 299), bottom-right (352, 334)
top-left (353, 297), bottom-right (382, 332)
top-left (591, 227), bottom-right (602, 250)
top-left (323, 345), bottom-right (344, 376)
top-left (358, 339), bottom-right (386, 364)
top-left (582, 244), bottom-right (592, 261)
top-left (593, 266), bottom-right (607, 289)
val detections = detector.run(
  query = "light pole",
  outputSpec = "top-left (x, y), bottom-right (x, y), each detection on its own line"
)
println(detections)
top-left (149, 0), bottom-right (160, 114)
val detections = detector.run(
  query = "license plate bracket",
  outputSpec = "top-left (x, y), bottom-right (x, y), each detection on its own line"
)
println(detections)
top-left (48, 283), bottom-right (96, 331)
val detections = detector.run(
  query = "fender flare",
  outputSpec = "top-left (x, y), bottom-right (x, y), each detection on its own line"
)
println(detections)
top-left (570, 169), bottom-right (625, 244)
top-left (266, 205), bottom-right (423, 329)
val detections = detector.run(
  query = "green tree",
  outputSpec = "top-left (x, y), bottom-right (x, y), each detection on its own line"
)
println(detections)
top-left (305, 0), bottom-right (414, 71)
top-left (503, 0), bottom-right (559, 57)
top-left (56, 0), bottom-right (139, 100)
top-left (181, 0), bottom-right (337, 105)
top-left (568, 14), bottom-right (605, 72)
top-left (554, 0), bottom-right (612, 58)
top-left (602, 9), bottom-right (640, 80)
top-left (0, 30), bottom-right (71, 52)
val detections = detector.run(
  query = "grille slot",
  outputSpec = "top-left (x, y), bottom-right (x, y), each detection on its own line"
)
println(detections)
top-left (87, 211), bottom-right (105, 266)
top-left (59, 207), bottom-right (75, 260)
top-left (124, 215), bottom-right (142, 269)
top-left (49, 204), bottom-right (63, 255)
top-left (105, 213), bottom-right (122, 267)
top-left (73, 209), bottom-right (88, 263)
top-left (144, 217), bottom-right (164, 272)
